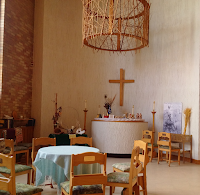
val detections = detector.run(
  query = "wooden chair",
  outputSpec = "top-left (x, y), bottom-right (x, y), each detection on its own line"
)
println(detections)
top-left (15, 127), bottom-right (33, 162)
top-left (112, 140), bottom-right (148, 195)
top-left (107, 146), bottom-right (143, 195)
top-left (0, 139), bottom-right (32, 184)
top-left (70, 137), bottom-right (92, 147)
top-left (31, 137), bottom-right (56, 185)
top-left (157, 132), bottom-right (180, 167)
top-left (61, 152), bottom-right (107, 195)
top-left (142, 130), bottom-right (158, 162)
top-left (2, 129), bottom-right (30, 165)
top-left (0, 152), bottom-right (43, 195)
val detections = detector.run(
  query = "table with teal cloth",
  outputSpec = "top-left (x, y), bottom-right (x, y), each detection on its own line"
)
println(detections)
top-left (34, 145), bottom-right (100, 190)
top-left (49, 134), bottom-right (87, 145)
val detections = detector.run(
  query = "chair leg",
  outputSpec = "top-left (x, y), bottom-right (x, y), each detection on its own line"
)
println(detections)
top-left (144, 174), bottom-right (147, 195)
top-left (26, 151), bottom-right (29, 165)
top-left (110, 186), bottom-right (113, 195)
top-left (166, 151), bottom-right (169, 161)
top-left (133, 184), bottom-right (140, 195)
top-left (158, 150), bottom-right (160, 164)
top-left (31, 169), bottom-right (34, 184)
top-left (168, 151), bottom-right (171, 167)
top-left (150, 146), bottom-right (153, 162)
top-left (178, 150), bottom-right (180, 165)
top-left (27, 172), bottom-right (30, 184)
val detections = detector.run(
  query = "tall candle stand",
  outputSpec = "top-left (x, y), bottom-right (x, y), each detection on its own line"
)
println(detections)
top-left (152, 111), bottom-right (156, 157)
top-left (83, 109), bottom-right (88, 132)
top-left (152, 111), bottom-right (156, 133)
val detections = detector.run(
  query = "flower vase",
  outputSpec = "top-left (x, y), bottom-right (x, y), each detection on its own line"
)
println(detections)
top-left (104, 109), bottom-right (109, 118)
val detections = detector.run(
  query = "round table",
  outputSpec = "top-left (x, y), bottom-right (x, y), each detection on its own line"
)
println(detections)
top-left (34, 146), bottom-right (100, 190)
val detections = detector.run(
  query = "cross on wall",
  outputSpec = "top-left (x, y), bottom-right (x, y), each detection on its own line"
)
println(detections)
top-left (109, 69), bottom-right (135, 106)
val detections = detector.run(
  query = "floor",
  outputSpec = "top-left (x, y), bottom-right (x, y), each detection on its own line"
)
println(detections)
top-left (16, 157), bottom-right (200, 195)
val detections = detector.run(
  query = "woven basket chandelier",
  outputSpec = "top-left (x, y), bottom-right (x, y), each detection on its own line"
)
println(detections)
top-left (81, 0), bottom-right (150, 52)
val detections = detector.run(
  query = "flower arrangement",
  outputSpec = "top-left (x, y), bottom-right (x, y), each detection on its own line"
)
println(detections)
top-left (183, 108), bottom-right (191, 135)
top-left (52, 93), bottom-right (62, 129)
top-left (52, 106), bottom-right (62, 128)
top-left (104, 94), bottom-right (116, 114)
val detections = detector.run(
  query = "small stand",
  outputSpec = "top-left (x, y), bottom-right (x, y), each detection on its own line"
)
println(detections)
top-left (83, 109), bottom-right (88, 132)
top-left (151, 111), bottom-right (156, 157)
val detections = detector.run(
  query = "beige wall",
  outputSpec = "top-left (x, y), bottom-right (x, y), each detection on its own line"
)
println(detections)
top-left (33, 0), bottom-right (200, 160)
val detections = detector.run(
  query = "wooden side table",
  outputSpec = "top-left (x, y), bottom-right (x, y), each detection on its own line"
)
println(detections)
top-left (171, 133), bottom-right (192, 163)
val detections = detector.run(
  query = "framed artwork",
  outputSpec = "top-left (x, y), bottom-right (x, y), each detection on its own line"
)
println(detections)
top-left (163, 102), bottom-right (182, 134)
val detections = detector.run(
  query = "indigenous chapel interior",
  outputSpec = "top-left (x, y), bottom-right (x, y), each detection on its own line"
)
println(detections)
top-left (1, 0), bottom-right (200, 164)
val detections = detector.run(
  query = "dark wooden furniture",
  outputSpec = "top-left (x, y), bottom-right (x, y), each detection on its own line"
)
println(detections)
top-left (49, 134), bottom-right (87, 146)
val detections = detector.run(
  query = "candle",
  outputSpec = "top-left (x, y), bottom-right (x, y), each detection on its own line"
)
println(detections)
top-left (132, 105), bottom-right (134, 115)
top-left (153, 101), bottom-right (155, 111)
top-left (85, 100), bottom-right (87, 109)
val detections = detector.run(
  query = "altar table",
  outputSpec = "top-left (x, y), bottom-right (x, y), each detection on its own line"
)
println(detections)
top-left (91, 120), bottom-right (148, 154)
top-left (34, 146), bottom-right (100, 190)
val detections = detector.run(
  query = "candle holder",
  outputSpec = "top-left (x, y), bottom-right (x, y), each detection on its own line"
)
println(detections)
top-left (151, 111), bottom-right (156, 157)
top-left (151, 111), bottom-right (156, 133)
top-left (83, 109), bottom-right (88, 132)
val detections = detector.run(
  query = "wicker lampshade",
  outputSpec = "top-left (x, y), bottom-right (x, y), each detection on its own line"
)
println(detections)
top-left (81, 0), bottom-right (150, 52)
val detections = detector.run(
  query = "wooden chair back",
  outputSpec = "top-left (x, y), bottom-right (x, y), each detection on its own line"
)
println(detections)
top-left (0, 153), bottom-right (16, 194)
top-left (69, 152), bottom-right (107, 195)
top-left (70, 137), bottom-right (92, 147)
top-left (134, 140), bottom-right (148, 166)
top-left (157, 132), bottom-right (171, 149)
top-left (32, 137), bottom-right (56, 162)
top-left (129, 146), bottom-right (143, 183)
top-left (133, 140), bottom-right (148, 195)
top-left (4, 139), bottom-right (14, 155)
top-left (142, 130), bottom-right (153, 145)
top-left (107, 146), bottom-right (143, 195)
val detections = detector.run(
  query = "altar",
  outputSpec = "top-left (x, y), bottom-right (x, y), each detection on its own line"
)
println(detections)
top-left (91, 119), bottom-right (148, 154)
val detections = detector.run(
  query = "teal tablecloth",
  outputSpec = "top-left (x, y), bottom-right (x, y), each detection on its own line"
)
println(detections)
top-left (34, 145), bottom-right (100, 189)
top-left (49, 134), bottom-right (87, 145)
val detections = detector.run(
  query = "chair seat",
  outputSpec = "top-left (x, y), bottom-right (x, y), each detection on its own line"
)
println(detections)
top-left (0, 173), bottom-right (5, 177)
top-left (14, 145), bottom-right (29, 151)
top-left (2, 148), bottom-right (10, 154)
top-left (0, 164), bottom-right (32, 174)
top-left (60, 180), bottom-right (103, 195)
top-left (3, 145), bottom-right (29, 153)
top-left (107, 172), bottom-right (132, 183)
top-left (147, 143), bottom-right (158, 147)
top-left (112, 163), bottom-right (144, 173)
top-left (0, 182), bottom-right (43, 195)
top-left (112, 162), bottom-right (130, 172)
top-left (18, 143), bottom-right (32, 148)
top-left (159, 145), bottom-right (180, 150)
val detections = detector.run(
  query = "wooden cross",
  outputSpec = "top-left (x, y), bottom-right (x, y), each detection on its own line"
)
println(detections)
top-left (109, 69), bottom-right (135, 106)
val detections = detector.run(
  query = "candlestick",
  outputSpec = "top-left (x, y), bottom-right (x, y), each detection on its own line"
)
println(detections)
top-left (151, 110), bottom-right (156, 160)
top-left (132, 105), bottom-right (134, 115)
top-left (153, 101), bottom-right (155, 111)
top-left (98, 105), bottom-right (100, 114)
top-left (85, 100), bottom-right (87, 109)
top-left (151, 111), bottom-right (156, 133)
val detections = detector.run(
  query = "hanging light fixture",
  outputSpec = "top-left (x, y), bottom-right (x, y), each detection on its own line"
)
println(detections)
top-left (81, 0), bottom-right (150, 52)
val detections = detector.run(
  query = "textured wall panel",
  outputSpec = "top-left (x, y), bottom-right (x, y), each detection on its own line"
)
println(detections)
top-left (1, 0), bottom-right (34, 118)
top-left (91, 121), bottom-right (148, 154)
